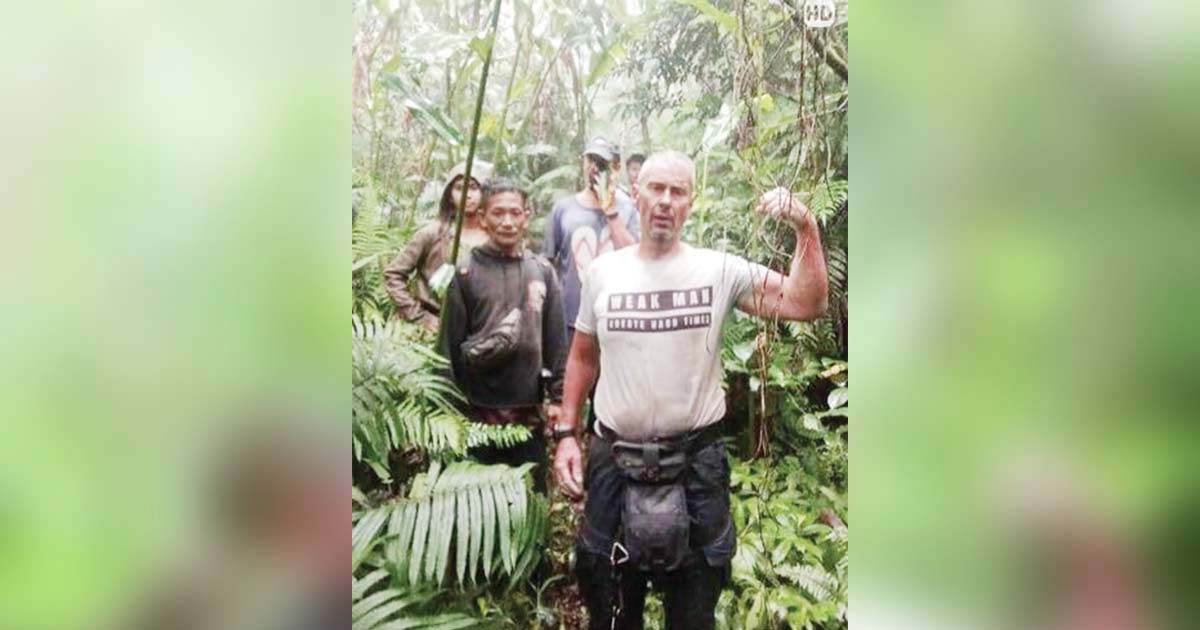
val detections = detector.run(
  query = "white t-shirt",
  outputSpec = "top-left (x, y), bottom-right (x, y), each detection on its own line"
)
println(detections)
top-left (575, 244), bottom-right (768, 440)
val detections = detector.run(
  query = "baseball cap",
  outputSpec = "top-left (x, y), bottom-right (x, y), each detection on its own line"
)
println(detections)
top-left (582, 137), bottom-right (616, 163)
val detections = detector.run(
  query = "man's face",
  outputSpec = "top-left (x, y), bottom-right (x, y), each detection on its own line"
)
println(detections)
top-left (449, 176), bottom-right (483, 214)
top-left (627, 161), bottom-right (643, 189)
top-left (635, 159), bottom-right (693, 246)
top-left (482, 191), bottom-right (529, 250)
top-left (582, 154), bottom-right (609, 189)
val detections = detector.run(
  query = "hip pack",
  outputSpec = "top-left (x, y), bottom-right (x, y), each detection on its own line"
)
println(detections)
top-left (610, 439), bottom-right (693, 573)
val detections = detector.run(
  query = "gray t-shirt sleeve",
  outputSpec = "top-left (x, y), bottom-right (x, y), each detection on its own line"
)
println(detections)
top-left (574, 261), bottom-right (598, 334)
top-left (722, 252), bottom-right (770, 311)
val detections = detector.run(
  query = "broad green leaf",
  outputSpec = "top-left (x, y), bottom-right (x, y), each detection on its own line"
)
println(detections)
top-left (480, 478), bottom-right (496, 578)
top-left (441, 490), bottom-right (459, 583)
top-left (380, 75), bottom-right (463, 146)
top-left (427, 493), bottom-right (451, 583)
top-left (352, 587), bottom-right (398, 621)
top-left (467, 483), bottom-right (483, 582)
top-left (673, 0), bottom-right (737, 35)
top-left (392, 502), bottom-right (417, 584)
top-left (352, 485), bottom-right (370, 508)
top-left (352, 569), bottom-right (390, 602)
top-left (827, 387), bottom-right (848, 409)
top-left (383, 503), bottom-right (405, 569)
top-left (408, 497), bottom-right (431, 585)
top-left (352, 506), bottom-right (389, 572)
top-left (586, 41), bottom-right (625, 86)
top-left (493, 481), bottom-right (513, 573)
top-left (356, 597), bottom-right (413, 629)
top-left (455, 483), bottom-right (470, 585)
top-left (468, 33), bottom-right (495, 61)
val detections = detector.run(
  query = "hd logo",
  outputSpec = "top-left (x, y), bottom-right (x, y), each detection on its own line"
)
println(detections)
top-left (804, 0), bottom-right (836, 28)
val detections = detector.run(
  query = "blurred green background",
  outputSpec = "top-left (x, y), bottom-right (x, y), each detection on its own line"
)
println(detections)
top-left (0, 1), bottom-right (348, 627)
top-left (1, 0), bottom-right (1197, 628)
top-left (852, 1), bottom-right (1200, 628)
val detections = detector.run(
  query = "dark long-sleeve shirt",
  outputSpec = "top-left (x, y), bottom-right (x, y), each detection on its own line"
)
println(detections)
top-left (441, 243), bottom-right (567, 407)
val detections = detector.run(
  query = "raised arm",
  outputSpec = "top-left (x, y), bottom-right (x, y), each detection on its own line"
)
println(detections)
top-left (602, 196), bottom-right (638, 249)
top-left (736, 188), bottom-right (829, 321)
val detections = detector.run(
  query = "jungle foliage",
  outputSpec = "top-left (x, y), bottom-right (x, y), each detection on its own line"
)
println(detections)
top-left (353, 0), bottom-right (848, 627)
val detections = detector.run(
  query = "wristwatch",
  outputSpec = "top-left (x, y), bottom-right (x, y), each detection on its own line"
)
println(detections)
top-left (604, 210), bottom-right (619, 220)
top-left (550, 423), bottom-right (577, 442)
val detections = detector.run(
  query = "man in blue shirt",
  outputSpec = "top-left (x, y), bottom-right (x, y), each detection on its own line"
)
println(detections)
top-left (542, 137), bottom-right (640, 339)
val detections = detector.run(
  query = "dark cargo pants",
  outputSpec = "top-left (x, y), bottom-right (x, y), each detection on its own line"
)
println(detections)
top-left (575, 431), bottom-right (735, 630)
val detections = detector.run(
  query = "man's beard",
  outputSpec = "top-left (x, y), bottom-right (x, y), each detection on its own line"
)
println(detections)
top-left (649, 228), bottom-right (675, 244)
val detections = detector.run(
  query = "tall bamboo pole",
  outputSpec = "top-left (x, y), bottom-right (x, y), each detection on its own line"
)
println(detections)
top-left (438, 0), bottom-right (503, 346)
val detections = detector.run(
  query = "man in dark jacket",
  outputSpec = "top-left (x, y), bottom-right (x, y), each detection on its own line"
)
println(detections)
top-left (441, 178), bottom-right (568, 490)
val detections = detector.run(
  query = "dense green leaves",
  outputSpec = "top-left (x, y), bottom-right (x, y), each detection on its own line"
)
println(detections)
top-left (351, 572), bottom-right (491, 630)
top-left (382, 74), bottom-right (465, 147)
top-left (673, 0), bottom-right (737, 36)
top-left (356, 462), bottom-right (546, 588)
top-left (718, 457), bottom-right (848, 629)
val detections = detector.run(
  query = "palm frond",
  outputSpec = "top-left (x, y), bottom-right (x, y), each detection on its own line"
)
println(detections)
top-left (351, 570), bottom-right (491, 630)
top-left (466, 423), bottom-right (533, 449)
top-left (357, 462), bottom-right (545, 589)
top-left (353, 315), bottom-right (477, 480)
top-left (776, 563), bottom-right (838, 602)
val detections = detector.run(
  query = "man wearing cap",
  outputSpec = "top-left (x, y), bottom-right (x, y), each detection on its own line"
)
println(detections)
top-left (543, 138), bottom-right (640, 347)
top-left (549, 151), bottom-right (829, 629)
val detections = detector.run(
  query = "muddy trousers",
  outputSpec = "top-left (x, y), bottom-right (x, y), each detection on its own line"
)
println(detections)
top-left (576, 554), bottom-right (727, 630)
top-left (574, 429), bottom-right (735, 630)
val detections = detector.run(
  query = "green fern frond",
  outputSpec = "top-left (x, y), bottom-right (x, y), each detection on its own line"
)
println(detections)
top-left (808, 178), bottom-right (848, 221)
top-left (506, 492), bottom-right (549, 591)
top-left (357, 462), bottom-right (543, 589)
top-left (777, 563), bottom-right (837, 602)
top-left (352, 201), bottom-right (405, 273)
top-left (784, 319), bottom-right (840, 358)
top-left (466, 423), bottom-right (533, 449)
top-left (353, 315), bottom-right (476, 478)
top-left (351, 572), bottom-right (490, 630)
top-left (826, 246), bottom-right (847, 300)
top-left (353, 205), bottom-right (409, 321)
